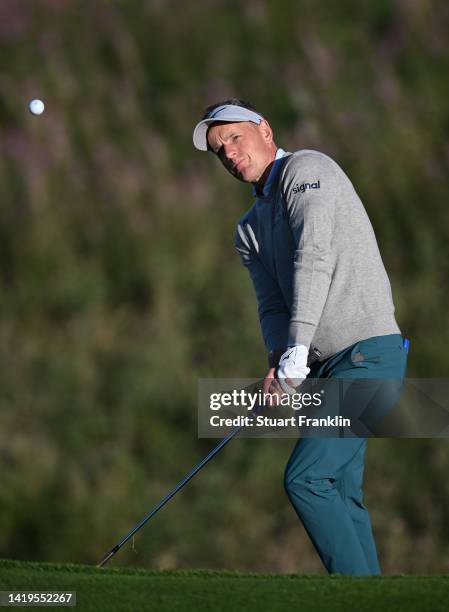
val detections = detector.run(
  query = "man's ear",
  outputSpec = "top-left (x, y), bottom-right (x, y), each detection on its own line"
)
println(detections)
top-left (258, 119), bottom-right (273, 144)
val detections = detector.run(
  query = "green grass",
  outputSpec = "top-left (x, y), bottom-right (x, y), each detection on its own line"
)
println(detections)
top-left (0, 559), bottom-right (448, 611)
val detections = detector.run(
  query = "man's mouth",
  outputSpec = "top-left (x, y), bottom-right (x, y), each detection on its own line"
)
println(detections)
top-left (233, 160), bottom-right (245, 172)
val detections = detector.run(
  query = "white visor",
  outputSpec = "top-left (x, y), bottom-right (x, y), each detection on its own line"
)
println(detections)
top-left (193, 105), bottom-right (264, 151)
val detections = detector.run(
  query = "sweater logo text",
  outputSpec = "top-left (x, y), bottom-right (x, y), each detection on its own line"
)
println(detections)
top-left (292, 180), bottom-right (321, 194)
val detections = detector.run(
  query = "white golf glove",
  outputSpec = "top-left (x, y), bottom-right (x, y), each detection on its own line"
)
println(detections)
top-left (277, 345), bottom-right (310, 395)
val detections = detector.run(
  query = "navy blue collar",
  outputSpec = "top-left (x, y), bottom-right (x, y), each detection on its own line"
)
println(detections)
top-left (252, 148), bottom-right (287, 197)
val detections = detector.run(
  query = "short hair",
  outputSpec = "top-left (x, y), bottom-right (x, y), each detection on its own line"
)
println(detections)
top-left (201, 98), bottom-right (259, 120)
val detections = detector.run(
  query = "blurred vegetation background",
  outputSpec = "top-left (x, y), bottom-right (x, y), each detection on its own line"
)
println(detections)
top-left (0, 0), bottom-right (448, 574)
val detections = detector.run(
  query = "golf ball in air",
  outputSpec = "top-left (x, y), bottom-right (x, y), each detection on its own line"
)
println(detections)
top-left (29, 99), bottom-right (45, 115)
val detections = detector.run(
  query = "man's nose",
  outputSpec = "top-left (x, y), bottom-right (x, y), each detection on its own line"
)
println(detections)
top-left (223, 143), bottom-right (237, 161)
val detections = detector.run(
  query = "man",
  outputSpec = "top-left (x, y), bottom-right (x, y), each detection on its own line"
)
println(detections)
top-left (192, 98), bottom-right (408, 575)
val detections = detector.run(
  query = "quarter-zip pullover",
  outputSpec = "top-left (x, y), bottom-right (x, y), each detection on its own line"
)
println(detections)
top-left (235, 149), bottom-right (400, 360)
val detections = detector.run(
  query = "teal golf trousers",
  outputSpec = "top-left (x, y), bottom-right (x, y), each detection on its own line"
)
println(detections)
top-left (284, 334), bottom-right (408, 575)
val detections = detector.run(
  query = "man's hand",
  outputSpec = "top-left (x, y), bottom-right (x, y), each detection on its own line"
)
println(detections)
top-left (277, 345), bottom-right (310, 394)
top-left (263, 345), bottom-right (310, 406)
top-left (263, 367), bottom-right (285, 407)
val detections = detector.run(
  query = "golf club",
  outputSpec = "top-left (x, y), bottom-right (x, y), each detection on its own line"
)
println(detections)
top-left (97, 415), bottom-right (251, 568)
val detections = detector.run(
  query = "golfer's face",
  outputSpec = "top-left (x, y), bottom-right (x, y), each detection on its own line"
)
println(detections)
top-left (207, 121), bottom-right (274, 183)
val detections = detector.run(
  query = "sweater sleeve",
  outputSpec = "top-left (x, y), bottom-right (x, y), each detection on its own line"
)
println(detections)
top-left (235, 222), bottom-right (289, 352)
top-left (281, 152), bottom-right (337, 348)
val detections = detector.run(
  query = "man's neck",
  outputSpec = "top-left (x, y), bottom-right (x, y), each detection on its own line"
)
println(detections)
top-left (253, 160), bottom-right (276, 196)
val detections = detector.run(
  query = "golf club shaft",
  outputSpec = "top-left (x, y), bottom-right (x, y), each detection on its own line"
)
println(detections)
top-left (97, 421), bottom-right (245, 567)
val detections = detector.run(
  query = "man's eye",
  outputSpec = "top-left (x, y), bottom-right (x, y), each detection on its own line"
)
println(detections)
top-left (232, 135), bottom-right (241, 142)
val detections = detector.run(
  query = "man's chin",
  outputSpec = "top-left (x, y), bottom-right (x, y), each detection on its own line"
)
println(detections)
top-left (230, 167), bottom-right (255, 183)
top-left (228, 168), bottom-right (247, 182)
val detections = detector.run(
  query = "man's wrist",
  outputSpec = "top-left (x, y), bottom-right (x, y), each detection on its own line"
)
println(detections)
top-left (268, 349), bottom-right (286, 369)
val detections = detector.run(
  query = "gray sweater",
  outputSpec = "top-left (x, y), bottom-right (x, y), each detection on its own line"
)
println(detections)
top-left (235, 149), bottom-right (400, 360)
